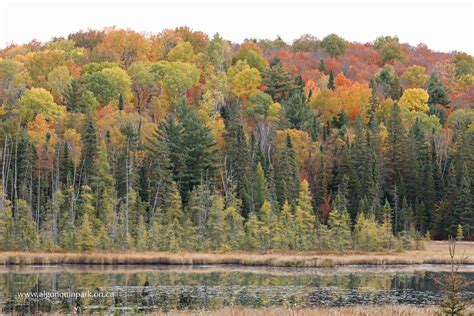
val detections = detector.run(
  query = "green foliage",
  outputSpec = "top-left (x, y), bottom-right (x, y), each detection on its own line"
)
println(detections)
top-left (427, 73), bottom-right (450, 107)
top-left (19, 88), bottom-right (63, 122)
top-left (321, 34), bottom-right (347, 58)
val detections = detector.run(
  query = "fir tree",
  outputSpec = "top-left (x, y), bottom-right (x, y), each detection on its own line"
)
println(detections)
top-left (275, 134), bottom-right (299, 205)
top-left (283, 90), bottom-right (312, 130)
top-left (327, 70), bottom-right (336, 90)
top-left (79, 116), bottom-right (98, 186)
top-left (262, 62), bottom-right (295, 102)
top-left (427, 73), bottom-right (450, 107)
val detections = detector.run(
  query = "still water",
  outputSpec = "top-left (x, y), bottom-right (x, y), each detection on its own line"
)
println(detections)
top-left (1, 264), bottom-right (473, 314)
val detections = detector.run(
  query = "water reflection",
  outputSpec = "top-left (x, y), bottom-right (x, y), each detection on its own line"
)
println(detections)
top-left (0, 265), bottom-right (473, 314)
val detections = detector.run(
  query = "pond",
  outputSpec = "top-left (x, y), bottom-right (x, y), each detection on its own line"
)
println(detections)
top-left (1, 264), bottom-right (473, 314)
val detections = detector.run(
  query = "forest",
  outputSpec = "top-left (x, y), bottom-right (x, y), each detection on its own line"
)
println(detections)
top-left (0, 27), bottom-right (472, 252)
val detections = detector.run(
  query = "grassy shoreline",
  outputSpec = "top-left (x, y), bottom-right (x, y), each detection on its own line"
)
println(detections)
top-left (1, 241), bottom-right (473, 267)
top-left (153, 305), bottom-right (473, 316)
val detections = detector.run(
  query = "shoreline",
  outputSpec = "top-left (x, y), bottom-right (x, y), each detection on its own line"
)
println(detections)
top-left (0, 241), bottom-right (473, 267)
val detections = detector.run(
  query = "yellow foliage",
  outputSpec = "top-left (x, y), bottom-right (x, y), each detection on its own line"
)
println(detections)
top-left (310, 82), bottom-right (371, 122)
top-left (230, 67), bottom-right (261, 99)
top-left (398, 88), bottom-right (429, 112)
top-left (63, 128), bottom-right (82, 166)
top-left (275, 129), bottom-right (316, 168)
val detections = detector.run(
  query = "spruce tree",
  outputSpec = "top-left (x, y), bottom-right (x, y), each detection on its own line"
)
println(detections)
top-left (327, 70), bottom-right (336, 90)
top-left (79, 116), bottom-right (98, 186)
top-left (283, 90), bottom-right (312, 130)
top-left (427, 73), bottom-right (450, 107)
top-left (381, 199), bottom-right (394, 249)
top-left (262, 62), bottom-right (295, 102)
top-left (275, 134), bottom-right (299, 205)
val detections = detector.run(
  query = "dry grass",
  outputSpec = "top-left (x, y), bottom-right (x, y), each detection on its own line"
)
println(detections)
top-left (0, 241), bottom-right (473, 267)
top-left (156, 305), bottom-right (474, 316)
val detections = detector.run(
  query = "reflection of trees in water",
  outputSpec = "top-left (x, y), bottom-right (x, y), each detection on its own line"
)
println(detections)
top-left (0, 270), bottom-right (472, 313)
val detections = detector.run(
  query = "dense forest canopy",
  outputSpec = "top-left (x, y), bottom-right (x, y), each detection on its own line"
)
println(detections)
top-left (0, 27), bottom-right (473, 251)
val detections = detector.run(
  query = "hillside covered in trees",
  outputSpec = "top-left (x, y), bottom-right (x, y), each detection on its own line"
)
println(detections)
top-left (0, 27), bottom-right (473, 252)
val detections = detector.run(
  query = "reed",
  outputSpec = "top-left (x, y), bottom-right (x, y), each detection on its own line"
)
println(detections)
top-left (155, 305), bottom-right (474, 316)
top-left (0, 241), bottom-right (472, 267)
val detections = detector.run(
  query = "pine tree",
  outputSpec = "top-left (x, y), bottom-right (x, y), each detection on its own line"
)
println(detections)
top-left (381, 199), bottom-right (394, 249)
top-left (294, 180), bottom-right (315, 250)
top-left (79, 116), bottom-right (98, 186)
top-left (146, 116), bottom-right (175, 217)
top-left (327, 70), bottom-right (336, 90)
top-left (118, 93), bottom-right (124, 111)
top-left (427, 73), bottom-right (450, 107)
top-left (275, 134), bottom-right (299, 205)
top-left (91, 142), bottom-right (115, 233)
top-left (223, 110), bottom-right (252, 216)
top-left (253, 162), bottom-right (266, 213)
top-left (319, 59), bottom-right (327, 74)
top-left (176, 102), bottom-right (218, 197)
top-left (283, 90), bottom-right (312, 130)
top-left (262, 62), bottom-right (295, 102)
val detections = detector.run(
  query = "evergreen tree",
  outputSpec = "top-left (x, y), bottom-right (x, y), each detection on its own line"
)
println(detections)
top-left (275, 134), bottom-right (299, 205)
top-left (135, 215), bottom-right (148, 250)
top-left (222, 190), bottom-right (245, 250)
top-left (294, 180), bottom-right (316, 250)
top-left (262, 62), bottom-right (295, 102)
top-left (381, 199), bottom-right (394, 249)
top-left (77, 212), bottom-right (96, 251)
top-left (319, 59), bottom-right (327, 74)
top-left (258, 200), bottom-right (275, 250)
top-left (283, 90), bottom-right (312, 130)
top-left (427, 73), bottom-right (450, 107)
top-left (327, 209), bottom-right (351, 251)
top-left (118, 93), bottom-right (124, 111)
top-left (244, 212), bottom-right (262, 250)
top-left (0, 198), bottom-right (14, 249)
top-left (207, 194), bottom-right (225, 250)
top-left (176, 102), bottom-right (218, 198)
top-left (274, 201), bottom-right (295, 250)
top-left (327, 70), bottom-right (336, 90)
top-left (79, 116), bottom-right (98, 186)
